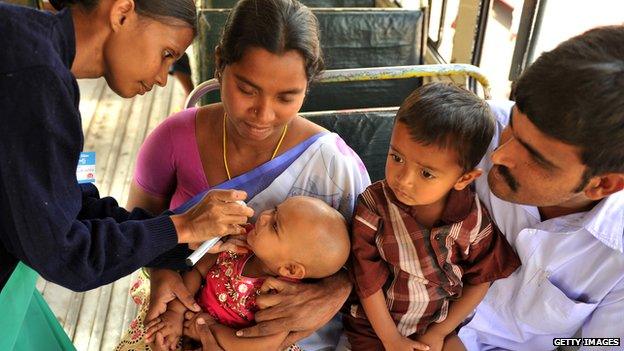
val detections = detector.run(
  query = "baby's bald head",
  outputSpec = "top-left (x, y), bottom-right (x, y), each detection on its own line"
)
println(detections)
top-left (278, 196), bottom-right (350, 279)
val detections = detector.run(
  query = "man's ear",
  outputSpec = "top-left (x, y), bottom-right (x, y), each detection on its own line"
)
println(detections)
top-left (277, 262), bottom-right (306, 280)
top-left (109, 0), bottom-right (136, 32)
top-left (453, 169), bottom-right (483, 191)
top-left (583, 173), bottom-right (624, 200)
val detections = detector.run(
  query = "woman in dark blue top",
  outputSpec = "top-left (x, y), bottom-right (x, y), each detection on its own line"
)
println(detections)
top-left (0, 0), bottom-right (253, 310)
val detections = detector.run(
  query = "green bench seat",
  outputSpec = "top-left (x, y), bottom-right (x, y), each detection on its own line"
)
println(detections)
top-left (302, 107), bottom-right (397, 182)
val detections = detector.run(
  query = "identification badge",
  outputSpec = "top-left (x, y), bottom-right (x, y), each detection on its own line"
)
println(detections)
top-left (76, 151), bottom-right (96, 184)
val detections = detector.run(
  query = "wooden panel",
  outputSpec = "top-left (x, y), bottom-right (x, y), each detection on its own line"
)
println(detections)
top-left (78, 78), bottom-right (107, 136)
top-left (100, 272), bottom-right (140, 351)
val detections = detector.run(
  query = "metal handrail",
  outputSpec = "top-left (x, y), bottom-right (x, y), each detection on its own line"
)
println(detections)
top-left (185, 64), bottom-right (491, 108)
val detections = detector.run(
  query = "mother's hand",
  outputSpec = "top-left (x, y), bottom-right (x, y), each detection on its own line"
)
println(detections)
top-left (183, 312), bottom-right (223, 351)
top-left (172, 189), bottom-right (254, 244)
top-left (236, 270), bottom-right (352, 349)
top-left (145, 269), bottom-right (201, 327)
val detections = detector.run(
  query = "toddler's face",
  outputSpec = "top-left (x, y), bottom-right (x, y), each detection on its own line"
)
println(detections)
top-left (385, 122), bottom-right (466, 207)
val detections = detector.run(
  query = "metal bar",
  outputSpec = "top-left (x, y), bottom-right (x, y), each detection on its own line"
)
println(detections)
top-left (185, 79), bottom-right (220, 108)
top-left (469, 0), bottom-right (491, 93)
top-left (471, 0), bottom-right (491, 67)
top-left (508, 0), bottom-right (539, 81)
top-left (419, 0), bottom-right (428, 62)
top-left (437, 0), bottom-right (448, 49)
top-left (426, 40), bottom-right (448, 63)
top-left (525, 0), bottom-right (547, 66)
top-left (426, 0), bottom-right (448, 49)
top-left (186, 64), bottom-right (492, 108)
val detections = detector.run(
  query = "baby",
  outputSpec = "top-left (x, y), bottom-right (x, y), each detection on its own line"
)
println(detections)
top-left (345, 83), bottom-right (521, 351)
top-left (150, 196), bottom-right (350, 350)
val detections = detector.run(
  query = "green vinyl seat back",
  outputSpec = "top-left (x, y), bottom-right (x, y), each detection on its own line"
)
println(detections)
top-left (302, 9), bottom-right (422, 111)
top-left (302, 108), bottom-right (397, 182)
top-left (202, 0), bottom-right (375, 8)
top-left (194, 8), bottom-right (423, 110)
top-left (194, 9), bottom-right (228, 106)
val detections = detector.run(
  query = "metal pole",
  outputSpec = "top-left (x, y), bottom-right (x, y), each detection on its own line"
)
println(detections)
top-left (469, 0), bottom-right (492, 93)
top-left (508, 0), bottom-right (540, 81)
top-left (525, 0), bottom-right (547, 66)
top-left (186, 64), bottom-right (492, 108)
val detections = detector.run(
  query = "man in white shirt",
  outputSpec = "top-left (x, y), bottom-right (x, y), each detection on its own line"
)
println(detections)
top-left (459, 26), bottom-right (624, 350)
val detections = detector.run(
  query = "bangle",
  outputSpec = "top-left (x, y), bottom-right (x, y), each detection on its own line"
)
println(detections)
top-left (141, 267), bottom-right (151, 279)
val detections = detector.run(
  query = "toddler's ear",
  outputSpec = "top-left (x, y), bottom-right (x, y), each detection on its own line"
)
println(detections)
top-left (277, 263), bottom-right (306, 280)
top-left (453, 169), bottom-right (483, 191)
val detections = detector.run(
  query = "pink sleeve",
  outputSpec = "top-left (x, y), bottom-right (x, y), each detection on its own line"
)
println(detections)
top-left (133, 112), bottom-right (185, 198)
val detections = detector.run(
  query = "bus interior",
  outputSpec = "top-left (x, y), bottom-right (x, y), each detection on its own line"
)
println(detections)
top-left (1, 0), bottom-right (623, 350)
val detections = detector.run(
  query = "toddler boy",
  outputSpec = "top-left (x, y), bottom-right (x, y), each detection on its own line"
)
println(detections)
top-left (345, 83), bottom-right (521, 351)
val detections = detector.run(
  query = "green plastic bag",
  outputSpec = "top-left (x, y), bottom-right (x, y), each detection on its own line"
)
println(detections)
top-left (0, 262), bottom-right (75, 351)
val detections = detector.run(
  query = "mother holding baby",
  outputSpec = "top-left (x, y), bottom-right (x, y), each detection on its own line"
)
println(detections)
top-left (117, 0), bottom-right (370, 349)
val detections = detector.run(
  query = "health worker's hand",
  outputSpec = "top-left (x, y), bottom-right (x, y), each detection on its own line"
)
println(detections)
top-left (172, 190), bottom-right (253, 244)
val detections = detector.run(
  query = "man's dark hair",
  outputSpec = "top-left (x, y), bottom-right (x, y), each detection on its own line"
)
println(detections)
top-left (513, 25), bottom-right (624, 188)
top-left (396, 82), bottom-right (495, 172)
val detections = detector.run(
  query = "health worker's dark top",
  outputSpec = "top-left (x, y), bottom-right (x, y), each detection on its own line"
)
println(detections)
top-left (0, 4), bottom-right (190, 291)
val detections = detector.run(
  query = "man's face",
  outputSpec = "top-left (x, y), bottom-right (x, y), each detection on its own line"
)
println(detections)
top-left (488, 106), bottom-right (590, 208)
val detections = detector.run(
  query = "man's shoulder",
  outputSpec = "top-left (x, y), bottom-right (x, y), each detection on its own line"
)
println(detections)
top-left (486, 100), bottom-right (514, 127)
top-left (581, 191), bottom-right (624, 253)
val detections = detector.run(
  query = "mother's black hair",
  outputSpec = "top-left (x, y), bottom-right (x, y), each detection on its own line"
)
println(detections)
top-left (215, 0), bottom-right (324, 83)
top-left (50, 0), bottom-right (197, 35)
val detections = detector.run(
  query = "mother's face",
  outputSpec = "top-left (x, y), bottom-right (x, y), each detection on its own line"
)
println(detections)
top-left (103, 15), bottom-right (194, 98)
top-left (220, 47), bottom-right (308, 142)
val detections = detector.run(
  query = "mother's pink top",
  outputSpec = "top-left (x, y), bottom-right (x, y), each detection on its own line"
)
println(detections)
top-left (134, 108), bottom-right (207, 209)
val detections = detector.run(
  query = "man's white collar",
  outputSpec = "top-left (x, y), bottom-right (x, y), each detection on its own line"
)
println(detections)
top-left (581, 190), bottom-right (624, 253)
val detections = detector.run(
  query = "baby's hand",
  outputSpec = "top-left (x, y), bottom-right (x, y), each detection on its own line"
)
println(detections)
top-left (147, 309), bottom-right (185, 350)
